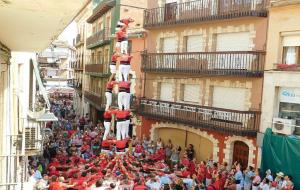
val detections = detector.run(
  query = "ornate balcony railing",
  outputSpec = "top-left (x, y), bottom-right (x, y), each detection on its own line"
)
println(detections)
top-left (138, 98), bottom-right (260, 136)
top-left (86, 28), bottom-right (111, 49)
top-left (84, 91), bottom-right (105, 110)
top-left (144, 0), bottom-right (268, 28)
top-left (141, 51), bottom-right (265, 77)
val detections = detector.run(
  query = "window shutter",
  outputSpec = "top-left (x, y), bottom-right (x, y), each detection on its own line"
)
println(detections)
top-left (183, 84), bottom-right (200, 103)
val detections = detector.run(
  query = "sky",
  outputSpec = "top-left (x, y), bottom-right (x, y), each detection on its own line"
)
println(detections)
top-left (58, 21), bottom-right (77, 46)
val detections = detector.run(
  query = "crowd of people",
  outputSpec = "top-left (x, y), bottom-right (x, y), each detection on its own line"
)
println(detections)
top-left (25, 99), bottom-right (295, 190)
top-left (25, 16), bottom-right (295, 190)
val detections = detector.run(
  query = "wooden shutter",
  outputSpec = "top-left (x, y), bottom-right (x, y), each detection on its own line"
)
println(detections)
top-left (183, 84), bottom-right (200, 103)
top-left (160, 82), bottom-right (173, 101)
top-left (212, 87), bottom-right (247, 111)
top-left (216, 32), bottom-right (250, 51)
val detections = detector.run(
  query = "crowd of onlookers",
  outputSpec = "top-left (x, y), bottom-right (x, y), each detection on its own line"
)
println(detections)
top-left (25, 100), bottom-right (295, 190)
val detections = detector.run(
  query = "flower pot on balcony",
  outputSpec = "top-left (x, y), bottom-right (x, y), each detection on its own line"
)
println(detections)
top-left (277, 64), bottom-right (300, 71)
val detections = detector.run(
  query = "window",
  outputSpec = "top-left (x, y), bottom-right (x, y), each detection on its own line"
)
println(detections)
top-left (282, 47), bottom-right (300, 65)
top-left (183, 35), bottom-right (204, 52)
top-left (282, 35), bottom-right (300, 65)
top-left (278, 88), bottom-right (300, 126)
top-left (212, 87), bottom-right (247, 111)
top-left (181, 84), bottom-right (200, 103)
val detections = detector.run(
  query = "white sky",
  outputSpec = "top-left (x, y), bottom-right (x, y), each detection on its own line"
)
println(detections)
top-left (58, 21), bottom-right (77, 46)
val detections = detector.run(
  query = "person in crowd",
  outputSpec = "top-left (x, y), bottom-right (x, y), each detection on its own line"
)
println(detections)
top-left (36, 99), bottom-right (296, 190)
top-left (234, 163), bottom-right (244, 190)
top-left (244, 165), bottom-right (255, 190)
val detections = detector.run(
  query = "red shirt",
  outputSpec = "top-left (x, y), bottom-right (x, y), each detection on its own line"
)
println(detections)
top-left (49, 182), bottom-right (61, 190)
top-left (118, 81), bottom-right (131, 89)
top-left (116, 140), bottom-right (127, 149)
top-left (116, 110), bottom-right (128, 119)
top-left (116, 30), bottom-right (126, 40)
top-left (106, 81), bottom-right (116, 90)
top-left (111, 54), bottom-right (119, 62)
top-left (80, 144), bottom-right (90, 152)
top-left (120, 54), bottom-right (132, 63)
top-left (120, 18), bottom-right (132, 26)
top-left (49, 170), bottom-right (60, 177)
top-left (103, 111), bottom-right (112, 119)
top-left (181, 170), bottom-right (190, 178)
top-left (134, 185), bottom-right (146, 190)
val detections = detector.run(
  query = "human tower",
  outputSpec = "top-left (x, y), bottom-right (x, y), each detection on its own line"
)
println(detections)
top-left (102, 17), bottom-right (135, 143)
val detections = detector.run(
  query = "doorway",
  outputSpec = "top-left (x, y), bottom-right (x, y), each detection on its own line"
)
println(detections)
top-left (232, 141), bottom-right (249, 169)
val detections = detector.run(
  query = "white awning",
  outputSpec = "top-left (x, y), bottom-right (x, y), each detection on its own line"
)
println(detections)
top-left (0, 0), bottom-right (90, 51)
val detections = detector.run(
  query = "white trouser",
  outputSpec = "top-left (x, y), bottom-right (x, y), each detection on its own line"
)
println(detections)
top-left (244, 183), bottom-right (251, 190)
top-left (125, 93), bottom-right (131, 110)
top-left (236, 184), bottom-right (242, 190)
top-left (105, 92), bottom-right (112, 111)
top-left (110, 64), bottom-right (117, 74)
top-left (125, 119), bottom-right (130, 138)
top-left (119, 64), bottom-right (130, 81)
top-left (116, 120), bottom-right (126, 140)
top-left (103, 121), bottom-right (111, 140)
top-left (121, 40), bottom-right (128, 54)
top-left (115, 42), bottom-right (121, 49)
top-left (118, 91), bottom-right (127, 110)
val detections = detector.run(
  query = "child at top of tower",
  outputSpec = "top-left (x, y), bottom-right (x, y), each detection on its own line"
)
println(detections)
top-left (116, 17), bottom-right (134, 31)
top-left (115, 28), bottom-right (129, 54)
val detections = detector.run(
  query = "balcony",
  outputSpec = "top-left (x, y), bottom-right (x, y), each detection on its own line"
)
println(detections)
top-left (144, 0), bottom-right (268, 28)
top-left (141, 51), bottom-right (265, 77)
top-left (85, 63), bottom-right (110, 77)
top-left (84, 90), bottom-right (105, 110)
top-left (86, 28), bottom-right (111, 49)
top-left (87, 0), bottom-right (116, 23)
top-left (138, 98), bottom-right (261, 136)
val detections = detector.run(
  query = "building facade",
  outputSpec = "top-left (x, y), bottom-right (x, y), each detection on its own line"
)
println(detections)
top-left (261, 1), bottom-right (300, 137)
top-left (72, 1), bottom-right (93, 117)
top-left (84, 0), bottom-right (147, 124)
top-left (138, 0), bottom-right (269, 167)
top-left (0, 1), bottom-right (89, 189)
top-left (39, 40), bottom-right (76, 90)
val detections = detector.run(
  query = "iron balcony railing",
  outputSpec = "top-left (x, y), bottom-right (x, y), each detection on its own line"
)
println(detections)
top-left (138, 98), bottom-right (260, 136)
top-left (84, 90), bottom-right (105, 110)
top-left (141, 51), bottom-right (265, 77)
top-left (86, 28), bottom-right (111, 49)
top-left (144, 0), bottom-right (268, 28)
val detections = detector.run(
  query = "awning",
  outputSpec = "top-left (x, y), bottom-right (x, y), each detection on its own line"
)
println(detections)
top-left (0, 0), bottom-right (90, 51)
top-left (36, 112), bottom-right (58, 122)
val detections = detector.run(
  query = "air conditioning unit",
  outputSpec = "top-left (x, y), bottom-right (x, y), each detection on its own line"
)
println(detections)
top-left (25, 127), bottom-right (38, 150)
top-left (272, 118), bottom-right (296, 135)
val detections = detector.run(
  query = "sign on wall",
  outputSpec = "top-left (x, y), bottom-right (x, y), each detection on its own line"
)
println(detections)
top-left (280, 87), bottom-right (300, 104)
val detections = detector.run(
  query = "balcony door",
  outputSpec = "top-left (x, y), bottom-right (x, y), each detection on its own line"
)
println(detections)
top-left (215, 32), bottom-right (251, 70)
top-left (159, 37), bottom-right (177, 69)
top-left (159, 82), bottom-right (174, 116)
top-left (164, 0), bottom-right (177, 22)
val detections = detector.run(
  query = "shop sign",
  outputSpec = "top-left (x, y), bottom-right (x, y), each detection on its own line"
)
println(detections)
top-left (280, 88), bottom-right (300, 104)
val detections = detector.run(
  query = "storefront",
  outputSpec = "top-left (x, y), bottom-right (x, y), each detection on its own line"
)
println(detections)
top-left (277, 87), bottom-right (300, 126)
